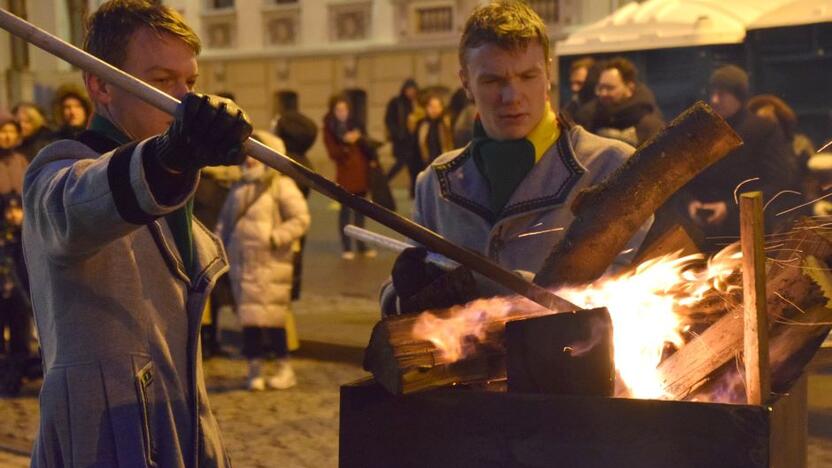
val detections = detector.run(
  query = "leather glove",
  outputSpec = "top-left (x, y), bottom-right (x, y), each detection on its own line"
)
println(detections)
top-left (391, 247), bottom-right (445, 300)
top-left (152, 93), bottom-right (252, 173)
top-left (391, 247), bottom-right (479, 314)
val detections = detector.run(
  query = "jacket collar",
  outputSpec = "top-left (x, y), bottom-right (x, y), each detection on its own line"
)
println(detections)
top-left (434, 122), bottom-right (585, 225)
top-left (148, 218), bottom-right (228, 290)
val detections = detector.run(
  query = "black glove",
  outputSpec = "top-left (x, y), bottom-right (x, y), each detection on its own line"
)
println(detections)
top-left (391, 247), bottom-right (445, 300)
top-left (391, 247), bottom-right (480, 314)
top-left (152, 93), bottom-right (252, 173)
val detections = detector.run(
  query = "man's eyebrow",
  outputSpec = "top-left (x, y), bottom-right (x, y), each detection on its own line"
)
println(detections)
top-left (144, 66), bottom-right (176, 74)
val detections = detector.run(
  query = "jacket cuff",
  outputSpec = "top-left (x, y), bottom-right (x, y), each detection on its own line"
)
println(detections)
top-left (106, 138), bottom-right (198, 225)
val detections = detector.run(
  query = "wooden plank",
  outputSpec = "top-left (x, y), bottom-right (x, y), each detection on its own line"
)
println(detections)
top-left (534, 102), bottom-right (741, 288)
top-left (659, 225), bottom-right (832, 400)
top-left (740, 192), bottom-right (770, 405)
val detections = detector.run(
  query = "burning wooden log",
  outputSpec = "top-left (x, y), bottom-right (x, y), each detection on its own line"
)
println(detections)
top-left (658, 224), bottom-right (832, 400)
top-left (365, 221), bottom-right (832, 397)
top-left (534, 102), bottom-right (741, 289)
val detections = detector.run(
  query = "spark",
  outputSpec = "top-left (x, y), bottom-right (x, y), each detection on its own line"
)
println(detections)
top-left (517, 227), bottom-right (564, 238)
top-left (763, 190), bottom-right (802, 212)
top-left (777, 191), bottom-right (832, 217)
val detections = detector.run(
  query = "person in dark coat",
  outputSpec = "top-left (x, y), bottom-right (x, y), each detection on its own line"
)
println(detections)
top-left (275, 110), bottom-right (318, 299)
top-left (561, 56), bottom-right (599, 122)
top-left (384, 79), bottom-right (421, 197)
top-left (0, 112), bottom-right (31, 396)
top-left (52, 83), bottom-right (92, 140)
top-left (323, 94), bottom-right (375, 259)
top-left (579, 57), bottom-right (664, 147)
top-left (414, 94), bottom-right (453, 165)
top-left (11, 103), bottom-right (53, 161)
top-left (678, 65), bottom-right (798, 252)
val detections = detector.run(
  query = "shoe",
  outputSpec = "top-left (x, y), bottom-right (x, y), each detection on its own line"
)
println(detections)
top-left (247, 376), bottom-right (266, 391)
top-left (362, 249), bottom-right (377, 258)
top-left (267, 362), bottom-right (297, 390)
top-left (341, 251), bottom-right (355, 260)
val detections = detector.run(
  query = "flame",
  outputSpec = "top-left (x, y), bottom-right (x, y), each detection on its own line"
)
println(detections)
top-left (409, 244), bottom-right (744, 400)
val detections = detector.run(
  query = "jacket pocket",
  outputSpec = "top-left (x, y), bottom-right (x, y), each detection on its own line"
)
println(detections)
top-left (135, 360), bottom-right (158, 466)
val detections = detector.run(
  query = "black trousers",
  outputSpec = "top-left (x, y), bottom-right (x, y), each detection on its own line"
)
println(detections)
top-left (242, 327), bottom-right (288, 360)
top-left (0, 291), bottom-right (31, 357)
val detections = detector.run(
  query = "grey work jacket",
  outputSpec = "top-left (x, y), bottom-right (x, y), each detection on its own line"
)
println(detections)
top-left (23, 137), bottom-right (230, 467)
top-left (381, 124), bottom-right (651, 313)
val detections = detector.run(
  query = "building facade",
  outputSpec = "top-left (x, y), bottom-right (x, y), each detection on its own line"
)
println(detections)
top-left (1, 0), bottom-right (627, 163)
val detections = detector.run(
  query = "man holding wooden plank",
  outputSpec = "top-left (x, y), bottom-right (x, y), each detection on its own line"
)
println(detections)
top-left (381, 0), bottom-right (651, 315)
top-left (22, 1), bottom-right (250, 466)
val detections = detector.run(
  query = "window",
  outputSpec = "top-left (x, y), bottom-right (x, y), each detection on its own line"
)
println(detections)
top-left (527, 0), bottom-right (558, 24)
top-left (206, 22), bottom-right (233, 48)
top-left (209, 0), bottom-right (235, 9)
top-left (266, 16), bottom-right (297, 45)
top-left (415, 5), bottom-right (453, 34)
top-left (330, 3), bottom-right (371, 42)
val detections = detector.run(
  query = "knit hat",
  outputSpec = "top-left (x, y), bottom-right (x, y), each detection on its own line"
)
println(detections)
top-left (709, 65), bottom-right (749, 102)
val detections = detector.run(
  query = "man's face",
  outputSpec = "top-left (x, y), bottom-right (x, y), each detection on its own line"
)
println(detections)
top-left (460, 42), bottom-right (550, 141)
top-left (0, 123), bottom-right (20, 150)
top-left (88, 27), bottom-right (198, 140)
top-left (596, 68), bottom-right (634, 107)
top-left (61, 96), bottom-right (88, 127)
top-left (570, 66), bottom-right (588, 95)
top-left (404, 86), bottom-right (418, 101)
top-left (710, 89), bottom-right (742, 120)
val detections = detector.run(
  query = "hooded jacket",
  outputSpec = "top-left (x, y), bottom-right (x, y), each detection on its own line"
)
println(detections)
top-left (384, 79), bottom-right (418, 157)
top-left (216, 166), bottom-right (310, 328)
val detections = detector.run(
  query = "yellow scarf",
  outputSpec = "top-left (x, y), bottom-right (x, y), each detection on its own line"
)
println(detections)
top-left (527, 102), bottom-right (559, 163)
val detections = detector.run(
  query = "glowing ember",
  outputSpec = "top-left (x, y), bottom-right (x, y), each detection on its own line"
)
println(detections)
top-left (410, 244), bottom-right (744, 400)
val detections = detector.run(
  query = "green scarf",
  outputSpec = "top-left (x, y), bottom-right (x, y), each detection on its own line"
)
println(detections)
top-left (90, 114), bottom-right (195, 278)
top-left (471, 120), bottom-right (536, 215)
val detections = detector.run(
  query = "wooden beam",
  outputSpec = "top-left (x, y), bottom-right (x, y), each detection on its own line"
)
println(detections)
top-left (534, 102), bottom-right (742, 288)
top-left (658, 223), bottom-right (832, 400)
top-left (740, 192), bottom-right (770, 405)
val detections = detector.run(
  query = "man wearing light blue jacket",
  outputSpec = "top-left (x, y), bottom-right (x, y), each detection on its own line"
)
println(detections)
top-left (382, 0), bottom-right (650, 315)
top-left (23, 1), bottom-right (251, 466)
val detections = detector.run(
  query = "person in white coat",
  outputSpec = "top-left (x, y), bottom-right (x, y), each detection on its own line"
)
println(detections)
top-left (216, 131), bottom-right (310, 390)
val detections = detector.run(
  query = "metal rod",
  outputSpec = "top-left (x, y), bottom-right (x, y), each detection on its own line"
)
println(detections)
top-left (0, 8), bottom-right (577, 312)
top-left (343, 225), bottom-right (458, 270)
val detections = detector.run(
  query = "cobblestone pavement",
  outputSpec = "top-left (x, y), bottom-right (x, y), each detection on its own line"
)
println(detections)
top-left (0, 356), bottom-right (369, 468)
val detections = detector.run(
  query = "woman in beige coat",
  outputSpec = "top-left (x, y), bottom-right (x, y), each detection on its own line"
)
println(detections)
top-left (216, 131), bottom-right (310, 390)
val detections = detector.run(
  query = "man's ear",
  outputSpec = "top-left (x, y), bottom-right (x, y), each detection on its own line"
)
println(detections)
top-left (84, 72), bottom-right (111, 106)
top-left (626, 81), bottom-right (636, 96)
top-left (459, 68), bottom-right (473, 103)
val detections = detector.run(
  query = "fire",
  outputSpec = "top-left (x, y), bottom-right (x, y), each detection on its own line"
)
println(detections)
top-left (410, 244), bottom-right (744, 400)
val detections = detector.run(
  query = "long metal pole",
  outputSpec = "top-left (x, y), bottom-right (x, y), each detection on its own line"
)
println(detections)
top-left (0, 8), bottom-right (577, 312)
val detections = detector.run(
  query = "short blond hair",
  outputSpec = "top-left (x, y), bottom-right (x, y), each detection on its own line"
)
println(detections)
top-left (84, 0), bottom-right (201, 69)
top-left (459, 0), bottom-right (550, 68)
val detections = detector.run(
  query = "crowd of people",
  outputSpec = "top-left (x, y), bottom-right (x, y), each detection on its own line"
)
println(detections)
top-left (1, 12), bottom-right (829, 397)
top-left (563, 56), bottom-right (826, 253)
top-left (0, 0), bottom-right (830, 465)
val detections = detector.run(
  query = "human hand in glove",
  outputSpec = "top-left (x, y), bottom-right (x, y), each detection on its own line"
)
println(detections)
top-left (391, 247), bottom-right (479, 314)
top-left (152, 93), bottom-right (253, 173)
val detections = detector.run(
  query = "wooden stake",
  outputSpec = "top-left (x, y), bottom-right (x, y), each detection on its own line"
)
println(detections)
top-left (740, 192), bottom-right (770, 405)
